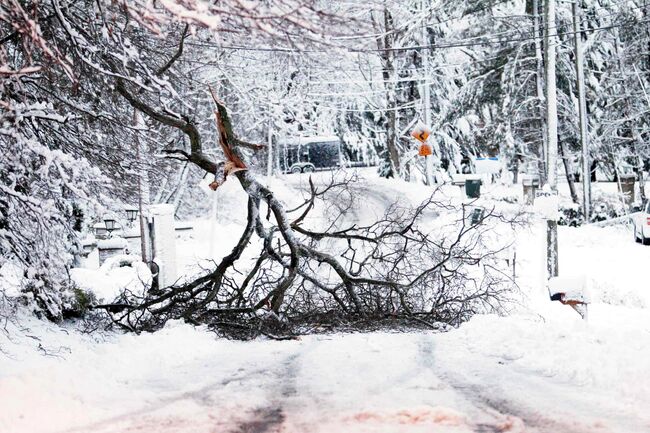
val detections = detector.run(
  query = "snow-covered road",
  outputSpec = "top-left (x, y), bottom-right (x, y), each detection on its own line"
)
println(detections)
top-left (3, 313), bottom-right (649, 433)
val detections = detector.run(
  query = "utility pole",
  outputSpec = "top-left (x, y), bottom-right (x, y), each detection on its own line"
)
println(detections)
top-left (545, 0), bottom-right (559, 278)
top-left (533, 0), bottom-right (548, 184)
top-left (422, 0), bottom-right (434, 186)
top-left (572, 0), bottom-right (591, 221)
top-left (267, 117), bottom-right (273, 183)
top-left (134, 110), bottom-right (149, 263)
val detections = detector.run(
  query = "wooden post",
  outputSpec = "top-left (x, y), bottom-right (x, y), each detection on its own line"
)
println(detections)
top-left (545, 0), bottom-right (559, 278)
top-left (134, 110), bottom-right (148, 263)
top-left (573, 0), bottom-right (591, 221)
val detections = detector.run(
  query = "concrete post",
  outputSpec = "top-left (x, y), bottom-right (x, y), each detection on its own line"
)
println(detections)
top-left (148, 204), bottom-right (177, 287)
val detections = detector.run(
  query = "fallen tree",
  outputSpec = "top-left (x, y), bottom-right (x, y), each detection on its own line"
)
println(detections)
top-left (4, 0), bottom-right (520, 336)
top-left (95, 85), bottom-right (520, 337)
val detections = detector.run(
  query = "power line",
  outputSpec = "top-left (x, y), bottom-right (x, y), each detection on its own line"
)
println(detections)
top-left (185, 12), bottom-right (649, 55)
top-left (177, 2), bottom-right (650, 103)
top-left (353, 16), bottom-right (650, 53)
top-left (332, 0), bottom-right (518, 42)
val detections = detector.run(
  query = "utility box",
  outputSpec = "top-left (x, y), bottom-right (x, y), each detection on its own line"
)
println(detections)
top-left (465, 176), bottom-right (482, 199)
top-left (148, 204), bottom-right (177, 288)
top-left (522, 175), bottom-right (541, 205)
top-left (619, 174), bottom-right (636, 207)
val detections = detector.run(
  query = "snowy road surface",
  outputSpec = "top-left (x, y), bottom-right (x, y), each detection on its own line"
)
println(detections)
top-left (2, 311), bottom-right (650, 433)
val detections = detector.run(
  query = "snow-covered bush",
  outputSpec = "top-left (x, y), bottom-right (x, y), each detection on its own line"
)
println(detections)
top-left (558, 203), bottom-right (583, 227)
top-left (0, 98), bottom-right (106, 321)
top-left (71, 255), bottom-right (152, 304)
top-left (589, 194), bottom-right (626, 223)
top-left (557, 188), bottom-right (628, 226)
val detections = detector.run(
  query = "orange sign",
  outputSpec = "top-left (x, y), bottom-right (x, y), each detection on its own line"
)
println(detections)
top-left (418, 144), bottom-right (432, 157)
top-left (411, 128), bottom-right (430, 143)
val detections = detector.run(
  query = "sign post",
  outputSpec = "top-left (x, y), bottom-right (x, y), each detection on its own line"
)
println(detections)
top-left (411, 123), bottom-right (434, 186)
top-left (535, 186), bottom-right (560, 287)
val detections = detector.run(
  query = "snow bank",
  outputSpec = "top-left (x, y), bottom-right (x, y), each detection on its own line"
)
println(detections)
top-left (437, 311), bottom-right (650, 427)
top-left (71, 255), bottom-right (151, 301)
top-left (0, 317), bottom-right (247, 433)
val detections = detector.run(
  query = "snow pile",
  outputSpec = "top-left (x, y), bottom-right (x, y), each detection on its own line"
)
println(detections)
top-left (70, 254), bottom-right (151, 301)
top-left (436, 310), bottom-right (650, 427)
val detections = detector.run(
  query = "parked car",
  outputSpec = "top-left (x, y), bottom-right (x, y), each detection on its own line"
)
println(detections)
top-left (289, 162), bottom-right (315, 173)
top-left (279, 136), bottom-right (341, 174)
top-left (633, 200), bottom-right (650, 245)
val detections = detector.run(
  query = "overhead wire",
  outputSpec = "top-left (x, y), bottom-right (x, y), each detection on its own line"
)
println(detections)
top-left (179, 1), bottom-right (650, 113)
top-left (183, 0), bottom-right (648, 54)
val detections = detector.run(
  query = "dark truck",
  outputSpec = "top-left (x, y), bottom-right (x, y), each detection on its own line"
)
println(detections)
top-left (279, 136), bottom-right (342, 173)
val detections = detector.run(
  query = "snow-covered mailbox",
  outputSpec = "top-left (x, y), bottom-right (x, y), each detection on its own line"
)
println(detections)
top-left (548, 276), bottom-right (590, 320)
top-left (97, 237), bottom-right (128, 266)
top-left (521, 174), bottom-right (541, 205)
top-left (619, 174), bottom-right (636, 207)
top-left (147, 204), bottom-right (177, 288)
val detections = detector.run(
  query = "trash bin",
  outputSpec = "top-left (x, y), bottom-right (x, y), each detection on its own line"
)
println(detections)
top-left (619, 174), bottom-right (636, 206)
top-left (468, 207), bottom-right (485, 225)
top-left (522, 174), bottom-right (541, 205)
top-left (465, 176), bottom-right (482, 199)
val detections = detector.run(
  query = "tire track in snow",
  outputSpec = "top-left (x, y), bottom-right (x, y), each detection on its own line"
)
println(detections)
top-left (230, 340), bottom-right (314, 433)
top-left (60, 343), bottom-right (307, 433)
top-left (230, 354), bottom-right (298, 433)
top-left (418, 334), bottom-right (604, 433)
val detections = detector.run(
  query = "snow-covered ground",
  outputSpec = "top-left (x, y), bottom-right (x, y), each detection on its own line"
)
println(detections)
top-left (2, 170), bottom-right (650, 433)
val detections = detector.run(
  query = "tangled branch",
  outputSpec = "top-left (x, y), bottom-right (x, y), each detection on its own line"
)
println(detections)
top-left (96, 81), bottom-right (520, 337)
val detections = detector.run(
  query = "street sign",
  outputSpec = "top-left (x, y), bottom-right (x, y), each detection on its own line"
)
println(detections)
top-left (534, 188), bottom-right (559, 220)
top-left (418, 143), bottom-right (432, 157)
top-left (411, 124), bottom-right (431, 143)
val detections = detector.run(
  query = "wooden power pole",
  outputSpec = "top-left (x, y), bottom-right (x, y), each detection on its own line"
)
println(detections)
top-left (533, 0), bottom-right (548, 184)
top-left (421, 0), bottom-right (434, 186)
top-left (573, 0), bottom-right (591, 221)
top-left (134, 110), bottom-right (149, 264)
top-left (545, 0), bottom-right (559, 278)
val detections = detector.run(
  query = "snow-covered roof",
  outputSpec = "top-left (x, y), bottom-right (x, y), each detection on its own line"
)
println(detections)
top-left (97, 237), bottom-right (128, 250)
top-left (278, 136), bottom-right (340, 146)
top-left (81, 236), bottom-right (97, 246)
